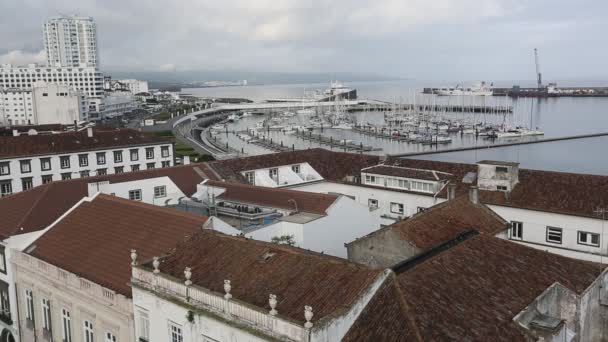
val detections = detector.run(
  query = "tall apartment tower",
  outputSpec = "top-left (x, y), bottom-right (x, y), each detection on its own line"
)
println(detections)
top-left (43, 16), bottom-right (99, 68)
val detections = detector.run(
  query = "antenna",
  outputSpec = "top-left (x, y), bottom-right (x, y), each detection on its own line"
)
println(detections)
top-left (534, 48), bottom-right (542, 89)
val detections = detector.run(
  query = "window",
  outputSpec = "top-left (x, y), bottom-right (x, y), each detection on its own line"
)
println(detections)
top-left (244, 172), bottom-right (255, 184)
top-left (42, 298), bottom-right (51, 333)
top-left (60, 156), bottom-right (70, 169)
top-left (411, 181), bottom-right (433, 193)
top-left (169, 323), bottom-right (183, 342)
top-left (291, 164), bottom-right (301, 174)
top-left (129, 189), bottom-right (142, 201)
top-left (25, 289), bottom-right (34, 325)
top-left (20, 160), bottom-right (31, 173)
top-left (41, 157), bottom-right (51, 171)
top-left (578, 231), bottom-right (600, 247)
top-left (113, 151), bottom-right (123, 163)
top-left (61, 173), bottom-right (72, 180)
top-left (83, 320), bottom-right (94, 342)
top-left (0, 245), bottom-right (6, 274)
top-left (161, 145), bottom-right (170, 157)
top-left (162, 161), bottom-right (171, 168)
top-left (97, 168), bottom-right (107, 176)
top-left (0, 181), bottom-right (12, 197)
top-left (269, 168), bottom-right (278, 180)
top-left (78, 154), bottom-right (89, 167)
top-left (0, 289), bottom-right (9, 318)
top-left (390, 202), bottom-right (404, 215)
top-left (154, 186), bottom-right (166, 198)
top-left (417, 207), bottom-right (426, 213)
top-left (546, 227), bottom-right (563, 244)
top-left (365, 175), bottom-right (376, 184)
top-left (137, 310), bottom-right (150, 341)
top-left (21, 177), bottom-right (33, 191)
top-left (496, 166), bottom-right (508, 173)
top-left (145, 148), bottom-right (154, 159)
top-left (0, 162), bottom-right (9, 175)
top-left (131, 165), bottom-right (140, 172)
top-left (41, 175), bottom-right (53, 184)
top-left (146, 163), bottom-right (155, 170)
top-left (130, 149), bottom-right (139, 161)
top-left (368, 198), bottom-right (378, 209)
top-left (96, 152), bottom-right (106, 165)
top-left (511, 221), bottom-right (523, 240)
top-left (497, 185), bottom-right (508, 191)
top-left (62, 308), bottom-right (72, 342)
top-left (80, 170), bottom-right (90, 178)
top-left (105, 332), bottom-right (117, 342)
top-left (114, 166), bottom-right (124, 174)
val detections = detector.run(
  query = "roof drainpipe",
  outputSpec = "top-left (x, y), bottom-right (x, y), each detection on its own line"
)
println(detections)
top-left (469, 186), bottom-right (479, 204)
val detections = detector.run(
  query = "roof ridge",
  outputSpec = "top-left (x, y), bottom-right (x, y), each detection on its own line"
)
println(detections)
top-left (11, 183), bottom-right (53, 235)
top-left (392, 275), bottom-right (425, 342)
top-left (364, 164), bottom-right (454, 176)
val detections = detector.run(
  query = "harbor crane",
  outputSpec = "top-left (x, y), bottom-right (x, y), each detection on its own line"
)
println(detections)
top-left (534, 48), bottom-right (543, 89)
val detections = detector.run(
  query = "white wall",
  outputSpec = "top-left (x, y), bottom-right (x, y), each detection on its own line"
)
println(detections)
top-left (89, 176), bottom-right (186, 206)
top-left (247, 196), bottom-right (380, 258)
top-left (0, 142), bottom-right (173, 193)
top-left (133, 288), bottom-right (268, 342)
top-left (33, 82), bottom-right (85, 124)
top-left (291, 181), bottom-right (443, 224)
top-left (492, 205), bottom-right (608, 262)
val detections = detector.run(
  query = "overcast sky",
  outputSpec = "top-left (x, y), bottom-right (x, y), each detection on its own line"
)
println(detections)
top-left (0, 0), bottom-right (606, 81)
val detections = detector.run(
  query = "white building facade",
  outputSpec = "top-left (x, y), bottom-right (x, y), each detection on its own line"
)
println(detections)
top-left (102, 92), bottom-right (138, 118)
top-left (0, 64), bottom-right (104, 119)
top-left (0, 131), bottom-right (174, 196)
top-left (118, 79), bottom-right (149, 95)
top-left (43, 15), bottom-right (99, 68)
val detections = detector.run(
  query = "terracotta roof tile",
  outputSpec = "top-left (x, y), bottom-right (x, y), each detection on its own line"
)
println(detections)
top-left (28, 194), bottom-right (206, 297)
top-left (209, 148), bottom-right (379, 183)
top-left (0, 128), bottom-right (171, 159)
top-left (145, 230), bottom-right (382, 325)
top-left (0, 163), bottom-right (208, 238)
top-left (207, 180), bottom-right (338, 215)
top-left (388, 196), bottom-right (507, 249)
top-left (344, 234), bottom-right (603, 341)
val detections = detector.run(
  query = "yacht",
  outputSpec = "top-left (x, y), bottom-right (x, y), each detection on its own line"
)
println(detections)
top-left (435, 82), bottom-right (493, 96)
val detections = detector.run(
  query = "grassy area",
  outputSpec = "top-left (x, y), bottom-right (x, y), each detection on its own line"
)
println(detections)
top-left (153, 130), bottom-right (214, 162)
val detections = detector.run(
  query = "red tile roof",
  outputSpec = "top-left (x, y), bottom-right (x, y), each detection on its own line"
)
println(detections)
top-left (143, 229), bottom-right (382, 325)
top-left (28, 194), bottom-right (207, 297)
top-left (389, 159), bottom-right (608, 219)
top-left (206, 180), bottom-right (338, 215)
top-left (0, 128), bottom-right (171, 159)
top-left (385, 195), bottom-right (507, 249)
top-left (344, 234), bottom-right (602, 341)
top-left (209, 148), bottom-right (379, 183)
top-left (0, 163), bottom-right (208, 238)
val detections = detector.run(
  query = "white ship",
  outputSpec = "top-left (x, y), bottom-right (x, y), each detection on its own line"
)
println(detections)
top-left (435, 82), bottom-right (493, 96)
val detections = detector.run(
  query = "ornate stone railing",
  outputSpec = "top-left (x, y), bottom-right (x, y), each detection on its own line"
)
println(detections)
top-left (131, 266), bottom-right (309, 342)
top-left (12, 251), bottom-right (129, 311)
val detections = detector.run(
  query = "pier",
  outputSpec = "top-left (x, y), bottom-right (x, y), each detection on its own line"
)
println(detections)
top-left (292, 130), bottom-right (381, 152)
top-left (388, 132), bottom-right (608, 158)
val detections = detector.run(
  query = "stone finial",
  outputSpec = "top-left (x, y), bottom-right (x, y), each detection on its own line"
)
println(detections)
top-left (152, 257), bottom-right (160, 274)
top-left (130, 249), bottom-right (138, 266)
top-left (224, 280), bottom-right (232, 300)
top-left (184, 267), bottom-right (192, 286)
top-left (304, 306), bottom-right (313, 328)
top-left (269, 294), bottom-right (278, 316)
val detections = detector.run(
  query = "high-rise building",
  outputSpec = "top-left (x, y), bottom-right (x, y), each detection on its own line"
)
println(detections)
top-left (43, 15), bottom-right (99, 68)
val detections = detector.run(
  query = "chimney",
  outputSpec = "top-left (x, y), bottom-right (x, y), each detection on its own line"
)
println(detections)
top-left (87, 127), bottom-right (93, 138)
top-left (447, 183), bottom-right (456, 200)
top-left (469, 186), bottom-right (479, 204)
top-left (183, 155), bottom-right (190, 165)
top-left (74, 120), bottom-right (78, 132)
top-left (12, 129), bottom-right (19, 137)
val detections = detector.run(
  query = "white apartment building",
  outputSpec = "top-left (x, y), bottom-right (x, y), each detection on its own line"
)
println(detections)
top-left (117, 79), bottom-right (149, 94)
top-left (0, 64), bottom-right (104, 118)
top-left (43, 15), bottom-right (99, 68)
top-left (0, 128), bottom-right (174, 196)
top-left (0, 83), bottom-right (86, 126)
top-left (102, 91), bottom-right (138, 118)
